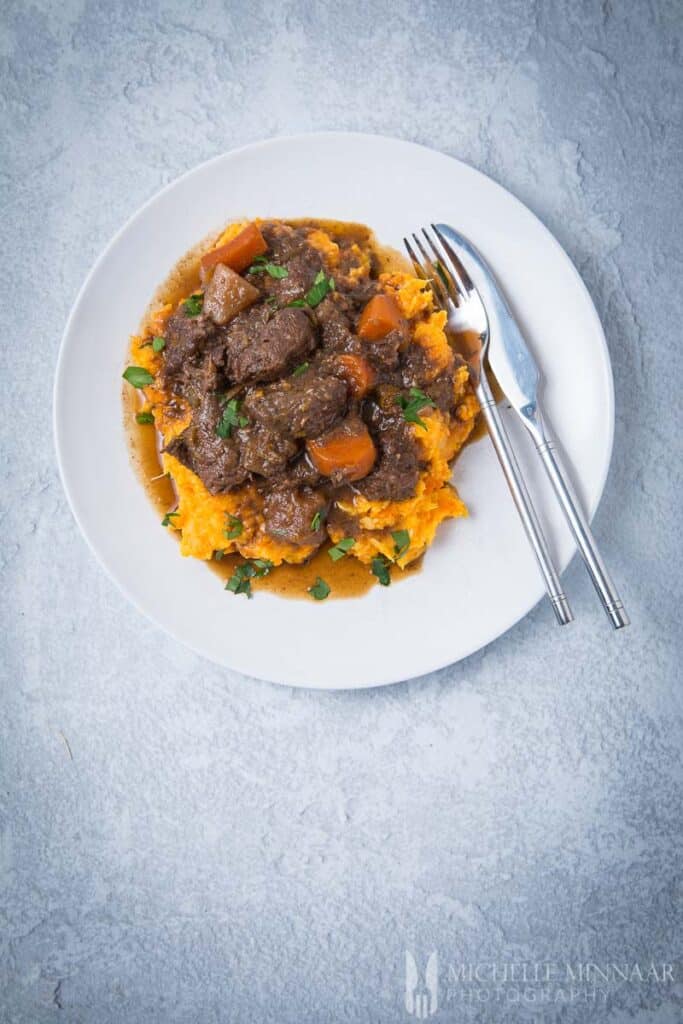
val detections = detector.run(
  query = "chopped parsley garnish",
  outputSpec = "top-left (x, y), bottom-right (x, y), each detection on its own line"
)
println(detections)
top-left (225, 563), bottom-right (255, 597)
top-left (216, 398), bottom-right (249, 438)
top-left (371, 555), bottom-right (391, 586)
top-left (251, 558), bottom-right (274, 575)
top-left (152, 335), bottom-right (166, 352)
top-left (391, 529), bottom-right (410, 559)
top-left (288, 269), bottom-right (335, 309)
top-left (328, 537), bottom-right (355, 562)
top-left (225, 558), bottom-right (273, 598)
top-left (291, 362), bottom-right (309, 377)
top-left (247, 256), bottom-right (289, 279)
top-left (123, 366), bottom-right (154, 388)
top-left (311, 508), bottom-right (326, 532)
top-left (224, 513), bottom-right (243, 540)
top-left (183, 293), bottom-right (204, 316)
top-left (135, 410), bottom-right (155, 425)
top-left (394, 387), bottom-right (436, 430)
top-left (306, 269), bottom-right (335, 307)
top-left (308, 577), bottom-right (331, 601)
top-left (161, 510), bottom-right (179, 527)
top-left (214, 550), bottom-right (225, 560)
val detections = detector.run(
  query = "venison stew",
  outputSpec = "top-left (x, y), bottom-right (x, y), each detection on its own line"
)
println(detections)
top-left (123, 219), bottom-right (480, 599)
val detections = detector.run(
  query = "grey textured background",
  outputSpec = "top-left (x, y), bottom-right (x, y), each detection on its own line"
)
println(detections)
top-left (1, 0), bottom-right (682, 1021)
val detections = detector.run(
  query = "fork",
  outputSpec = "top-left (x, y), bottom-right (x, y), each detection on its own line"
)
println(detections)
top-left (405, 227), bottom-right (573, 626)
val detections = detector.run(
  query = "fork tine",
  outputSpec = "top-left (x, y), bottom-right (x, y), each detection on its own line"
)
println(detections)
top-left (431, 223), bottom-right (474, 294)
top-left (403, 236), bottom-right (425, 280)
top-left (404, 234), bottom-right (447, 308)
top-left (420, 228), bottom-right (461, 305)
top-left (410, 232), bottom-right (449, 308)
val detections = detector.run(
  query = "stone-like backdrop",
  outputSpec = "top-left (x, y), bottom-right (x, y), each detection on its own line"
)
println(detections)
top-left (1, 1), bottom-right (681, 1021)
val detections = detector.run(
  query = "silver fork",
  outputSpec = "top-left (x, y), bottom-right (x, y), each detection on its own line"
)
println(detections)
top-left (405, 227), bottom-right (573, 626)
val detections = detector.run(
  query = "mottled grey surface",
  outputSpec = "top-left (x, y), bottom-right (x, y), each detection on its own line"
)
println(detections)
top-left (1, 0), bottom-right (682, 1021)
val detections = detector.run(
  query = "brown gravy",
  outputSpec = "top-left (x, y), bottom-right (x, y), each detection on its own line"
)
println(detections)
top-left (210, 543), bottom-right (424, 599)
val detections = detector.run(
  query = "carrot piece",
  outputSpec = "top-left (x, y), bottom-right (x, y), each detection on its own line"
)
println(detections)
top-left (307, 418), bottom-right (377, 482)
top-left (357, 293), bottom-right (402, 340)
top-left (337, 354), bottom-right (376, 397)
top-left (200, 223), bottom-right (268, 276)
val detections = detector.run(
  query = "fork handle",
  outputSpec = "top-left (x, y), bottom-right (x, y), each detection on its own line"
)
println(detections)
top-left (529, 418), bottom-right (629, 629)
top-left (475, 373), bottom-right (573, 626)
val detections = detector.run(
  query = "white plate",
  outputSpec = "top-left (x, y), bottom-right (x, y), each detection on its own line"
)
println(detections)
top-left (54, 133), bottom-right (613, 689)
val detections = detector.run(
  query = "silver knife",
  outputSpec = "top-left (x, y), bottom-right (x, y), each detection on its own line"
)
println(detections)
top-left (435, 223), bottom-right (629, 629)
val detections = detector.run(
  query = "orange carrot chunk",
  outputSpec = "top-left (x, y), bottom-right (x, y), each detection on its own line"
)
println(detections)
top-left (337, 354), bottom-right (376, 397)
top-left (200, 223), bottom-right (268, 277)
top-left (307, 417), bottom-right (377, 483)
top-left (357, 293), bottom-right (402, 340)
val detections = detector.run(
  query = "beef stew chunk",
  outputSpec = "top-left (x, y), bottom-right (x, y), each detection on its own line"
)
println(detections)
top-left (243, 372), bottom-right (348, 440)
top-left (161, 311), bottom-right (217, 391)
top-left (165, 395), bottom-right (249, 494)
top-left (224, 306), bottom-right (316, 385)
top-left (238, 424), bottom-right (297, 478)
top-left (263, 486), bottom-right (327, 547)
top-left (358, 402), bottom-right (421, 501)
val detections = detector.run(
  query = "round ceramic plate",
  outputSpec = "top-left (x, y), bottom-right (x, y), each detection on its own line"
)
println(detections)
top-left (54, 133), bottom-right (613, 689)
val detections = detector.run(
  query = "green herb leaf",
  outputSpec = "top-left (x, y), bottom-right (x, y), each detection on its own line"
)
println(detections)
top-left (311, 508), bottom-right (326, 532)
top-left (214, 550), bottom-right (225, 560)
top-left (247, 259), bottom-right (289, 279)
top-left (123, 366), bottom-right (154, 388)
top-left (394, 387), bottom-right (436, 430)
top-left (224, 558), bottom-right (274, 597)
top-left (287, 270), bottom-right (335, 310)
top-left (304, 269), bottom-right (335, 308)
top-left (391, 529), bottom-right (410, 559)
top-left (216, 398), bottom-right (249, 439)
top-left (267, 264), bottom-right (289, 279)
top-left (371, 555), bottom-right (391, 586)
top-left (308, 577), bottom-right (331, 601)
top-left (135, 410), bottom-right (155, 425)
top-left (287, 299), bottom-right (307, 308)
top-left (223, 513), bottom-right (243, 540)
top-left (183, 293), bottom-right (204, 316)
top-left (328, 537), bottom-right (355, 562)
top-left (251, 558), bottom-right (273, 577)
top-left (161, 510), bottom-right (180, 527)
top-left (225, 562), bottom-right (256, 597)
top-left (151, 335), bottom-right (166, 352)
top-left (291, 362), bottom-right (309, 377)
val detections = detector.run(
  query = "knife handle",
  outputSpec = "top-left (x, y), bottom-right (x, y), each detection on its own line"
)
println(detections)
top-left (475, 373), bottom-right (573, 626)
top-left (530, 421), bottom-right (629, 629)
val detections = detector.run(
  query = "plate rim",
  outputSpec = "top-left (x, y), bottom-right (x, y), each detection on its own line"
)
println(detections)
top-left (53, 131), bottom-right (615, 689)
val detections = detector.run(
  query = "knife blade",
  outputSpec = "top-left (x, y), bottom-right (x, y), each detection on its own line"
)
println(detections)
top-left (434, 223), bottom-right (542, 440)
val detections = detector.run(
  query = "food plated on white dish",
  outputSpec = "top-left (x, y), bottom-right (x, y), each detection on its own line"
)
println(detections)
top-left (122, 217), bottom-right (481, 602)
top-left (54, 133), bottom-right (614, 687)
